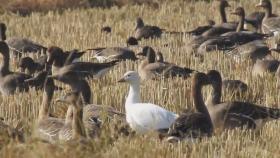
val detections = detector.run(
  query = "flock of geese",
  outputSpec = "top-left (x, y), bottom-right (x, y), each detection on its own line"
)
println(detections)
top-left (1, 0), bottom-right (280, 144)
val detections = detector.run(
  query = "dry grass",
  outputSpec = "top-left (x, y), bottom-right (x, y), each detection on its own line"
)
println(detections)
top-left (0, 0), bottom-right (280, 157)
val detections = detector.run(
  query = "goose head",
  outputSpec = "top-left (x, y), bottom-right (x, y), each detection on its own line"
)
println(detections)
top-left (127, 37), bottom-right (138, 46)
top-left (192, 72), bottom-right (210, 87)
top-left (136, 17), bottom-right (145, 30)
top-left (219, 0), bottom-right (230, 9)
top-left (18, 57), bottom-right (35, 73)
top-left (47, 46), bottom-right (65, 66)
top-left (118, 71), bottom-right (140, 84)
top-left (0, 23), bottom-right (6, 41)
top-left (256, 0), bottom-right (271, 9)
top-left (231, 7), bottom-right (245, 18)
top-left (206, 70), bottom-right (222, 86)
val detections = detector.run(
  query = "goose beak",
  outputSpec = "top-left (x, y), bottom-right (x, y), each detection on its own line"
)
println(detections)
top-left (166, 136), bottom-right (181, 143)
top-left (136, 52), bottom-right (144, 56)
top-left (255, 3), bottom-right (263, 7)
top-left (117, 77), bottom-right (126, 83)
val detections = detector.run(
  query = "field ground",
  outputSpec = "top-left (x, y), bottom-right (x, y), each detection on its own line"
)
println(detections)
top-left (1, 0), bottom-right (280, 157)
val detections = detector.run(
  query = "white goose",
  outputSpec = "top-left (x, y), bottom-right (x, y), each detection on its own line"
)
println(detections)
top-left (118, 71), bottom-right (178, 133)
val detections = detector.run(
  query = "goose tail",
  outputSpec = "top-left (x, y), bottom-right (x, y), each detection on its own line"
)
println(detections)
top-left (266, 107), bottom-right (280, 119)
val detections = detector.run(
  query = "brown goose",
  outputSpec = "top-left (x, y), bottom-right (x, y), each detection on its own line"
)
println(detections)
top-left (138, 46), bottom-right (195, 80)
top-left (57, 91), bottom-right (125, 141)
top-left (47, 46), bottom-right (85, 74)
top-left (256, 0), bottom-right (280, 35)
top-left (202, 0), bottom-right (237, 37)
top-left (134, 17), bottom-right (163, 40)
top-left (0, 41), bottom-right (32, 95)
top-left (88, 47), bottom-right (138, 62)
top-left (167, 72), bottom-right (213, 142)
top-left (207, 70), bottom-right (280, 130)
top-left (34, 77), bottom-right (64, 143)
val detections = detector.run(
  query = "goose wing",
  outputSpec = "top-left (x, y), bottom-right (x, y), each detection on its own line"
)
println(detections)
top-left (127, 103), bottom-right (177, 131)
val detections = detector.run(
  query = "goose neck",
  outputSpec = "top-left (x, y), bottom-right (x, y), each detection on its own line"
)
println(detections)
top-left (219, 5), bottom-right (227, 23)
top-left (0, 51), bottom-right (10, 76)
top-left (210, 81), bottom-right (222, 105)
top-left (264, 6), bottom-right (272, 19)
top-left (125, 82), bottom-right (141, 106)
top-left (236, 15), bottom-right (245, 32)
top-left (192, 84), bottom-right (210, 117)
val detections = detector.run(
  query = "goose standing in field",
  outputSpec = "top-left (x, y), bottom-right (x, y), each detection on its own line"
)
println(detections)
top-left (56, 91), bottom-right (125, 141)
top-left (167, 72), bottom-right (213, 142)
top-left (0, 41), bottom-right (32, 95)
top-left (207, 70), bottom-right (280, 130)
top-left (138, 46), bottom-right (195, 80)
top-left (34, 77), bottom-right (64, 143)
top-left (256, 0), bottom-right (280, 35)
top-left (118, 71), bottom-right (178, 133)
top-left (134, 17), bottom-right (163, 40)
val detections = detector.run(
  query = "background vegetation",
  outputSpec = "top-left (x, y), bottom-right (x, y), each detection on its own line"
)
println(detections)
top-left (0, 0), bottom-right (280, 157)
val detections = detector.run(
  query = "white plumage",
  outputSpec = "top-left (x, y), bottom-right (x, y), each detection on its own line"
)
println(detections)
top-left (118, 71), bottom-right (177, 133)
